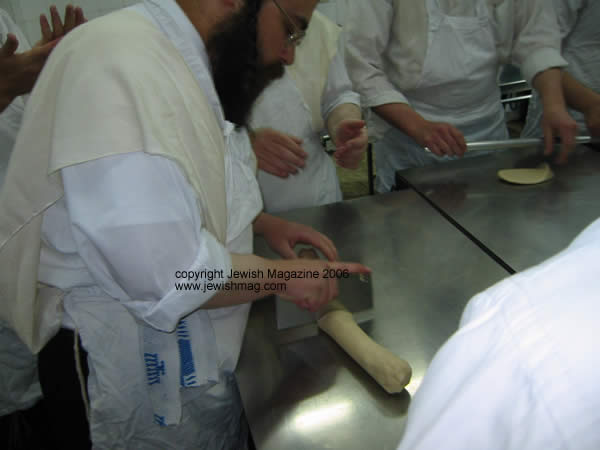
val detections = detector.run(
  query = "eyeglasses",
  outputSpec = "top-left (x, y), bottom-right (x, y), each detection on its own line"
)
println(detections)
top-left (272, 0), bottom-right (306, 47)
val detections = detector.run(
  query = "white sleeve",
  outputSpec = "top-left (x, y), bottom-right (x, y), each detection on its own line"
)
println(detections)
top-left (553, 0), bottom-right (587, 39)
top-left (343, 0), bottom-right (410, 108)
top-left (321, 33), bottom-right (361, 121)
top-left (508, 0), bottom-right (567, 83)
top-left (397, 288), bottom-right (555, 450)
top-left (61, 151), bottom-right (232, 333)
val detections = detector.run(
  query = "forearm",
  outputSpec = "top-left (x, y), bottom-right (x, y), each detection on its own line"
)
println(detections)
top-left (372, 102), bottom-right (425, 140)
top-left (533, 68), bottom-right (568, 112)
top-left (326, 103), bottom-right (361, 138)
top-left (562, 71), bottom-right (600, 115)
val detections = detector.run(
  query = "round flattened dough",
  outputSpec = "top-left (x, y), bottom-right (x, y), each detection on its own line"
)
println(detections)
top-left (497, 162), bottom-right (554, 185)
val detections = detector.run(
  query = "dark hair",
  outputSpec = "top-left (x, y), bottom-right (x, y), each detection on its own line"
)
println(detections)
top-left (209, 0), bottom-right (262, 126)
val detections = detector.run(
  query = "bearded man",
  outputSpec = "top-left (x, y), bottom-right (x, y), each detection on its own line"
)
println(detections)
top-left (0, 0), bottom-right (369, 448)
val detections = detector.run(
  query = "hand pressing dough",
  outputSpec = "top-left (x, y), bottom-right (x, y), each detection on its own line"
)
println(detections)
top-left (497, 162), bottom-right (554, 185)
top-left (317, 300), bottom-right (412, 394)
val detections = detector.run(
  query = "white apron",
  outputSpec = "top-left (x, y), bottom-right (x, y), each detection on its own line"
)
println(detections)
top-left (252, 72), bottom-right (341, 213)
top-left (375, 0), bottom-right (508, 192)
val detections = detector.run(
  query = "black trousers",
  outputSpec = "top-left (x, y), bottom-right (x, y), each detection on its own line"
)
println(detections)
top-left (37, 328), bottom-right (91, 450)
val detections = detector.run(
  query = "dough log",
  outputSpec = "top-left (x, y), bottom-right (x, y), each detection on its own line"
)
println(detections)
top-left (296, 246), bottom-right (412, 393)
top-left (317, 301), bottom-right (412, 394)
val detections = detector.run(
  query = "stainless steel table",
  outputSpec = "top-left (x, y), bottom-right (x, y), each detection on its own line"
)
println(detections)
top-left (235, 190), bottom-right (510, 450)
top-left (396, 144), bottom-right (600, 272)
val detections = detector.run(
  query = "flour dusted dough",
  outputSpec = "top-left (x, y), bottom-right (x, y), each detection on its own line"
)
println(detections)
top-left (497, 162), bottom-right (554, 185)
top-left (317, 300), bottom-right (412, 394)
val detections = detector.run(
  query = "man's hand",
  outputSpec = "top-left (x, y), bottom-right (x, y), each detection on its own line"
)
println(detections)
top-left (0, 35), bottom-right (56, 111)
top-left (36, 4), bottom-right (87, 47)
top-left (251, 128), bottom-right (307, 178)
top-left (332, 119), bottom-right (368, 169)
top-left (277, 258), bottom-right (371, 312)
top-left (0, 5), bottom-right (87, 112)
top-left (534, 68), bottom-right (578, 164)
top-left (415, 120), bottom-right (467, 157)
top-left (372, 103), bottom-right (467, 157)
top-left (542, 106), bottom-right (578, 164)
top-left (254, 213), bottom-right (338, 261)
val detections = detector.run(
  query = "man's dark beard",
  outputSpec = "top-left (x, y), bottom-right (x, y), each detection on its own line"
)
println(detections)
top-left (207, 3), bottom-right (285, 127)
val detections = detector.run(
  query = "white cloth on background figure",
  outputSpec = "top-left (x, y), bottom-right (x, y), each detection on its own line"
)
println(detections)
top-left (0, 8), bottom-right (42, 417)
top-left (344, 0), bottom-right (566, 191)
top-left (250, 11), bottom-right (359, 212)
top-left (0, 0), bottom-right (262, 446)
top-left (397, 216), bottom-right (600, 450)
top-left (0, 8), bottom-right (30, 189)
top-left (522, 0), bottom-right (600, 138)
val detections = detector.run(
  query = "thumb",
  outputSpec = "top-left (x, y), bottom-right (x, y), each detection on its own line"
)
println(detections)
top-left (1, 33), bottom-right (19, 57)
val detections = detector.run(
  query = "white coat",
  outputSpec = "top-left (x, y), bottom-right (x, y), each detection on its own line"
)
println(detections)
top-left (397, 216), bottom-right (600, 450)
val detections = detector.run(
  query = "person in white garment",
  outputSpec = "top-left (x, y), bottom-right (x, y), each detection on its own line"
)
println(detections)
top-left (249, 10), bottom-right (368, 213)
top-left (0, 3), bottom-right (85, 423)
top-left (522, 0), bottom-right (600, 139)
top-left (344, 0), bottom-right (579, 192)
top-left (0, 0), bottom-right (370, 448)
top-left (396, 216), bottom-right (600, 450)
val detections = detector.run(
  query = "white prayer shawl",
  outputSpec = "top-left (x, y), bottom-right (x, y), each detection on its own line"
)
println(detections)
top-left (0, 10), bottom-right (227, 356)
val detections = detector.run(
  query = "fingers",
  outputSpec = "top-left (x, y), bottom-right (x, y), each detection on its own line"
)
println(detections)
top-left (277, 245), bottom-right (298, 260)
top-left (75, 7), bottom-right (87, 25)
top-left (49, 5), bottom-right (64, 39)
top-left (282, 259), bottom-right (370, 312)
top-left (294, 274), bottom-right (338, 312)
top-left (63, 5), bottom-right (76, 33)
top-left (289, 134), bottom-right (303, 145)
top-left (340, 119), bottom-right (366, 133)
top-left (448, 126), bottom-right (467, 156)
top-left (39, 14), bottom-right (53, 44)
top-left (277, 133), bottom-right (307, 160)
top-left (334, 145), bottom-right (363, 169)
top-left (422, 123), bottom-right (466, 157)
top-left (256, 155), bottom-right (294, 178)
top-left (329, 261), bottom-right (372, 274)
top-left (253, 129), bottom-right (307, 177)
top-left (556, 121), bottom-right (577, 165)
top-left (0, 33), bottom-right (19, 57)
top-left (291, 262), bottom-right (370, 312)
top-left (296, 231), bottom-right (338, 261)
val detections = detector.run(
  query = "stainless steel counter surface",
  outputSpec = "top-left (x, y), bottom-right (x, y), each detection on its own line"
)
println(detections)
top-left (235, 190), bottom-right (510, 450)
top-left (397, 144), bottom-right (600, 272)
